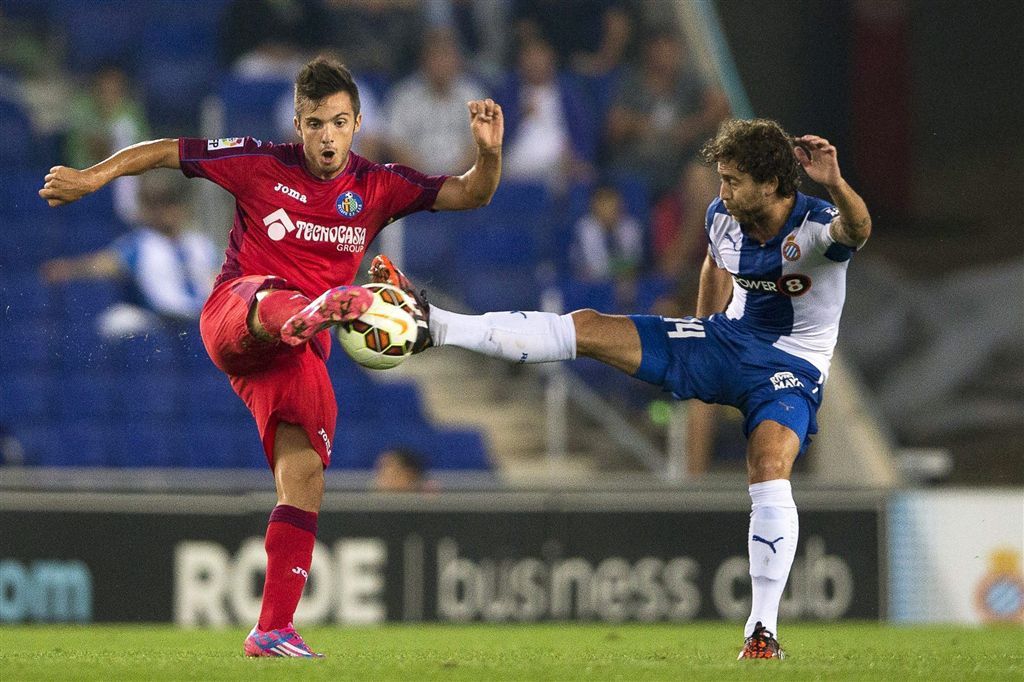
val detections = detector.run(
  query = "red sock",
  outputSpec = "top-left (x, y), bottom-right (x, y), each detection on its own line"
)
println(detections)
top-left (257, 504), bottom-right (318, 631)
top-left (256, 289), bottom-right (310, 338)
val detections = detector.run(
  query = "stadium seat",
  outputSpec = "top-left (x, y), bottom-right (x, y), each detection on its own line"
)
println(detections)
top-left (0, 97), bottom-right (37, 168)
top-left (560, 279), bottom-right (616, 313)
top-left (119, 420), bottom-right (186, 467)
top-left (399, 213), bottom-right (460, 288)
top-left (51, 420), bottom-right (110, 467)
top-left (56, 1), bottom-right (142, 74)
top-left (55, 370), bottom-right (117, 419)
top-left (339, 381), bottom-right (425, 423)
top-left (137, 16), bottom-right (220, 128)
top-left (183, 371), bottom-right (248, 419)
top-left (182, 416), bottom-right (264, 468)
top-left (0, 315), bottom-right (52, 372)
top-left (633, 274), bottom-right (676, 315)
top-left (216, 76), bottom-right (294, 142)
top-left (459, 268), bottom-right (539, 313)
top-left (117, 370), bottom-right (181, 419)
top-left (1, 372), bottom-right (52, 421)
top-left (427, 429), bottom-right (491, 470)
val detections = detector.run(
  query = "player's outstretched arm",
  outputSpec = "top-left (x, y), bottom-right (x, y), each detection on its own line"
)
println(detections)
top-left (39, 138), bottom-right (181, 207)
top-left (433, 99), bottom-right (503, 211)
top-left (695, 253), bottom-right (733, 317)
top-left (793, 135), bottom-right (871, 247)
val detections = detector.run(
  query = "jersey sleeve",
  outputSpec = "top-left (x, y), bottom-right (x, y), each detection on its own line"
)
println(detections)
top-left (376, 163), bottom-right (447, 221)
top-left (178, 137), bottom-right (265, 195)
top-left (806, 200), bottom-right (858, 262)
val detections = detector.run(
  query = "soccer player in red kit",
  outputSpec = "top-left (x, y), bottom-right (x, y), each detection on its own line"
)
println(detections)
top-left (39, 57), bottom-right (504, 657)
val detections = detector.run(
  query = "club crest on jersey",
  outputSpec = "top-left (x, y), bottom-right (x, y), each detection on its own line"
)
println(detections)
top-left (336, 191), bottom-right (363, 218)
top-left (783, 236), bottom-right (801, 261)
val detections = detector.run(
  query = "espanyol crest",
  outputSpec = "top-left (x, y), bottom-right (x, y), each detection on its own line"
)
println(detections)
top-left (783, 237), bottom-right (801, 261)
top-left (336, 191), bottom-right (363, 218)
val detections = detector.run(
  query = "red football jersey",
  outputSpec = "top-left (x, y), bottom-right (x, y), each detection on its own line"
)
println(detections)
top-left (179, 137), bottom-right (446, 297)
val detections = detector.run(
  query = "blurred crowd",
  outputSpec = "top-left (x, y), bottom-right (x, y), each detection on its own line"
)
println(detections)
top-left (0, 0), bottom-right (736, 471)
top-left (1, 0), bottom-right (731, 319)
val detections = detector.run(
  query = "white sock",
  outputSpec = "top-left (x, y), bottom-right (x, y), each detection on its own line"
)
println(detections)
top-left (745, 479), bottom-right (798, 638)
top-left (429, 306), bottom-right (577, 364)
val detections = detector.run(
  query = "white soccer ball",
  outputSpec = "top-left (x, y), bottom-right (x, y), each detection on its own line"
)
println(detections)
top-left (337, 283), bottom-right (417, 370)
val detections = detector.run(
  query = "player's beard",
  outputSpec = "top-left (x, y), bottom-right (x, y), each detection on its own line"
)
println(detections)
top-left (726, 193), bottom-right (773, 226)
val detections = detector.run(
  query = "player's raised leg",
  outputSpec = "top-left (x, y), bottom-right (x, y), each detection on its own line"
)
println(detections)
top-left (244, 423), bottom-right (325, 658)
top-left (276, 285), bottom-right (373, 346)
top-left (738, 419), bottom-right (801, 660)
top-left (369, 255), bottom-right (644, 367)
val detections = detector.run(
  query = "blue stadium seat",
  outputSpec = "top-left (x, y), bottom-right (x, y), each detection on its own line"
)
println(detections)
top-left (216, 76), bottom-right (294, 142)
top-left (50, 320), bottom-right (114, 372)
top-left (0, 97), bottom-right (37, 168)
top-left (561, 279), bottom-right (616, 313)
top-left (452, 182), bottom-right (550, 266)
top-left (106, 329), bottom-right (179, 372)
top-left (1, 171), bottom-right (47, 218)
top-left (55, 370), bottom-right (116, 419)
top-left (183, 371), bottom-right (247, 419)
top-left (119, 420), bottom-right (186, 467)
top-left (339, 382), bottom-right (425, 423)
top-left (12, 425), bottom-right (59, 466)
top-left (117, 370), bottom-right (180, 419)
top-left (183, 416), bottom-right (265, 468)
top-left (459, 268), bottom-right (539, 313)
top-left (427, 429), bottom-right (491, 470)
top-left (56, 1), bottom-right (142, 74)
top-left (634, 274), bottom-right (676, 314)
top-left (137, 16), bottom-right (220, 128)
top-left (1, 371), bottom-right (52, 421)
top-left (399, 213), bottom-right (460, 288)
top-left (0, 317), bottom-right (52, 372)
top-left (51, 420), bottom-right (110, 466)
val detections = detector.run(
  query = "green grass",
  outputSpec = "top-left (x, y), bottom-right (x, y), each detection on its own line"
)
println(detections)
top-left (1, 623), bottom-right (1021, 681)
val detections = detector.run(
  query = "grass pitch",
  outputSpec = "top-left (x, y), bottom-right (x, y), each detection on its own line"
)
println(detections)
top-left (2, 622), bottom-right (1020, 681)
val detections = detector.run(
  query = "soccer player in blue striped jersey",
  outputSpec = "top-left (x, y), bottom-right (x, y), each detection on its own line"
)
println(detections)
top-left (371, 118), bottom-right (870, 659)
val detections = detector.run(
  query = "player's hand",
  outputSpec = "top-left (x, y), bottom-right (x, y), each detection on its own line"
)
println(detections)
top-left (468, 99), bottom-right (503, 154)
top-left (793, 135), bottom-right (842, 188)
top-left (38, 166), bottom-right (98, 207)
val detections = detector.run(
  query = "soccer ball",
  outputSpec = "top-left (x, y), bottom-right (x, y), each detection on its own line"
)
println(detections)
top-left (336, 283), bottom-right (418, 369)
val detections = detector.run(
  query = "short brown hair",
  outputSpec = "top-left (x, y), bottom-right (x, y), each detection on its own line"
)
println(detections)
top-left (294, 56), bottom-right (361, 116)
top-left (699, 118), bottom-right (800, 197)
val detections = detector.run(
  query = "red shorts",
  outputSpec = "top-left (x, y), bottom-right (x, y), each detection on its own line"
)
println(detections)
top-left (199, 275), bottom-right (335, 468)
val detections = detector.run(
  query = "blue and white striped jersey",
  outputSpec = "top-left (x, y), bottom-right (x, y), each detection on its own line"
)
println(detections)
top-left (705, 192), bottom-right (858, 379)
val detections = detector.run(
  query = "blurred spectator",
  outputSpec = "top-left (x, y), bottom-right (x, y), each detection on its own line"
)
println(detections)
top-left (0, 7), bottom-right (49, 78)
top-left (569, 4), bottom-right (636, 80)
top-left (496, 35), bottom-right (596, 192)
top-left (567, 3), bottom-right (636, 122)
top-left (570, 184), bottom-right (643, 310)
top-left (40, 173), bottom-right (217, 339)
top-left (423, 0), bottom-right (512, 84)
top-left (219, 0), bottom-right (325, 77)
top-left (605, 29), bottom-right (726, 181)
top-left (321, 0), bottom-right (422, 80)
top-left (514, 0), bottom-right (629, 66)
top-left (0, 8), bottom-right (74, 141)
top-left (373, 447), bottom-right (429, 492)
top-left (604, 29), bottom-right (729, 272)
top-left (64, 64), bottom-right (149, 223)
top-left (384, 26), bottom-right (484, 174)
